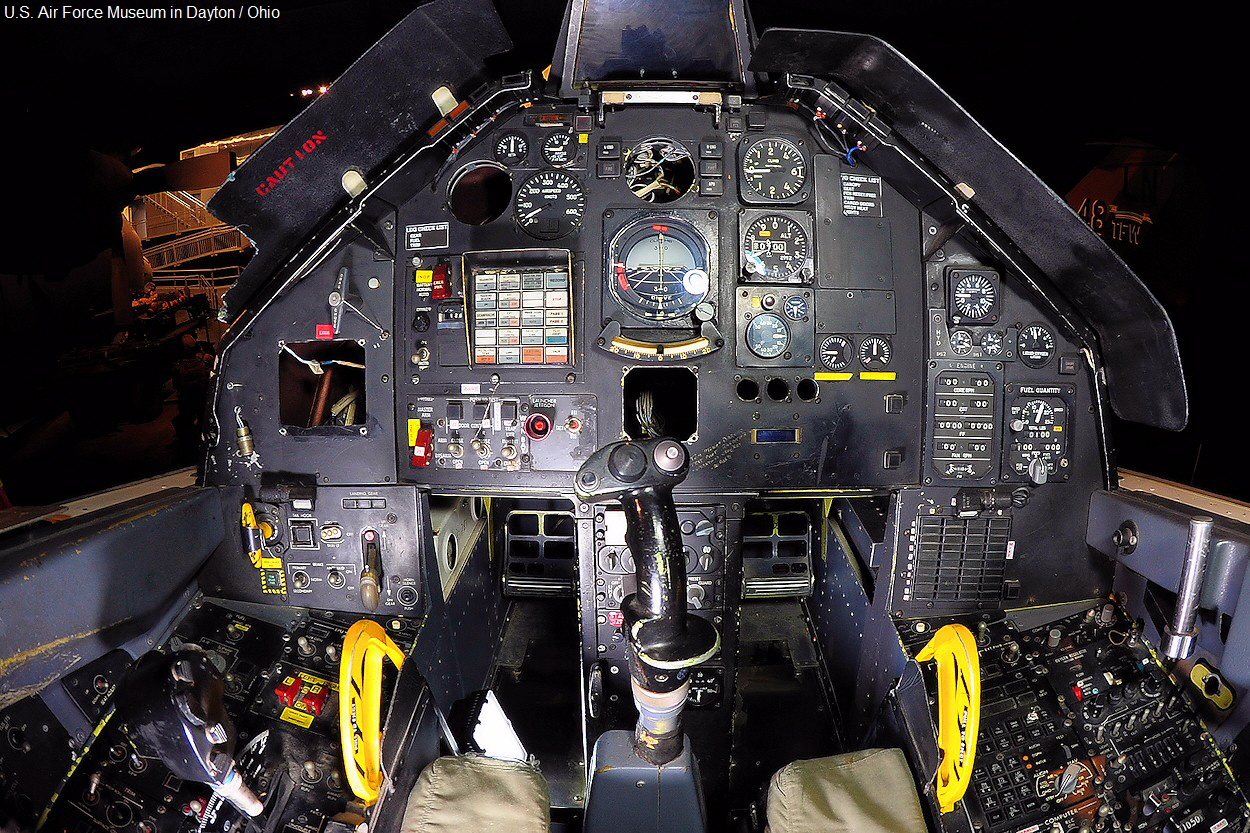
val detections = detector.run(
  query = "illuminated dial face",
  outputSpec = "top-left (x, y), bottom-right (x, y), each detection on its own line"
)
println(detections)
top-left (1018, 323), bottom-right (1056, 368)
top-left (541, 132), bottom-right (576, 166)
top-left (742, 137), bottom-right (807, 201)
top-left (493, 132), bottom-right (529, 166)
top-left (950, 329), bottom-right (974, 356)
top-left (819, 335), bottom-right (853, 370)
top-left (952, 272), bottom-right (998, 321)
top-left (858, 336), bottom-right (892, 368)
top-left (513, 170), bottom-right (585, 240)
top-left (743, 214), bottom-right (809, 280)
top-left (981, 330), bottom-right (1004, 356)
top-left (783, 295), bottom-right (808, 321)
top-left (746, 313), bottom-right (790, 359)
top-left (608, 217), bottom-right (711, 320)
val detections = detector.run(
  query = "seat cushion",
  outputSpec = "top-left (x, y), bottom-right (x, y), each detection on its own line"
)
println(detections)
top-left (400, 755), bottom-right (550, 833)
top-left (766, 748), bottom-right (926, 833)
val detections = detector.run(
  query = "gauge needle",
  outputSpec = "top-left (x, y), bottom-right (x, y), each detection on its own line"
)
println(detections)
top-left (744, 167), bottom-right (774, 174)
top-left (521, 203), bottom-right (551, 220)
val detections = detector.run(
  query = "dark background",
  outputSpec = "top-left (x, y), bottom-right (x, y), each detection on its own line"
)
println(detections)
top-left (0, 1), bottom-right (1239, 501)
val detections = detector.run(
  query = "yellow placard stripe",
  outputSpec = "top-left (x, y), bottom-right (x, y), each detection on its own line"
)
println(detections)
top-left (860, 371), bottom-right (897, 381)
top-left (815, 372), bottom-right (854, 381)
top-left (280, 707), bottom-right (315, 728)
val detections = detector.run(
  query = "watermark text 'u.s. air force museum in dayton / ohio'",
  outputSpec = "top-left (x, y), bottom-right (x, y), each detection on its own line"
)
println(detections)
top-left (4, 5), bottom-right (280, 19)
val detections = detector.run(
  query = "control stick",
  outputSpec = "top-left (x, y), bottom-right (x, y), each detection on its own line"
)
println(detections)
top-left (576, 438), bottom-right (719, 765)
top-left (118, 648), bottom-right (264, 817)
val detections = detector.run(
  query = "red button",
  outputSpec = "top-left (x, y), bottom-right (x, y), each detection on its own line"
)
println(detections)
top-left (275, 675), bottom-right (303, 706)
top-left (300, 683), bottom-right (330, 716)
top-left (607, 611), bottom-right (624, 627)
top-left (315, 324), bottom-right (334, 340)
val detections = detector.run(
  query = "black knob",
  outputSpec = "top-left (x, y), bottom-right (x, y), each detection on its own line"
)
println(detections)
top-left (608, 444), bottom-right (648, 483)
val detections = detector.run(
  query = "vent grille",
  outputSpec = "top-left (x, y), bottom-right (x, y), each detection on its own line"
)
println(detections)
top-left (744, 576), bottom-right (813, 598)
top-left (909, 516), bottom-right (1010, 604)
top-left (742, 510), bottom-right (814, 599)
top-left (503, 510), bottom-right (576, 598)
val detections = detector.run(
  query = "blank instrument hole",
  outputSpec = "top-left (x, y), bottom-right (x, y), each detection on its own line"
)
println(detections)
top-left (796, 378), bottom-right (818, 401)
top-left (736, 378), bottom-right (760, 402)
top-left (766, 378), bottom-right (790, 402)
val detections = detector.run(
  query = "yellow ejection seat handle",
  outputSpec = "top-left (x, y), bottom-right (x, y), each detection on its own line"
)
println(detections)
top-left (916, 623), bottom-right (981, 814)
top-left (339, 620), bottom-right (406, 805)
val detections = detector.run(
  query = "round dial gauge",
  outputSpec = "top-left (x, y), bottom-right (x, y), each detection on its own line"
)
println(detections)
top-left (513, 170), bottom-right (585, 240)
top-left (742, 137), bottom-right (807, 201)
top-left (949, 329), bottom-right (974, 356)
top-left (742, 214), bottom-right (809, 280)
top-left (858, 336), bottom-right (892, 368)
top-left (981, 330), bottom-right (1004, 356)
top-left (541, 132), bottom-right (576, 166)
top-left (493, 132), bottom-right (529, 166)
top-left (608, 217), bottom-right (711, 320)
top-left (819, 335), bottom-right (853, 370)
top-left (746, 313), bottom-right (791, 359)
top-left (1018, 323), bottom-right (1056, 368)
top-left (782, 295), bottom-right (808, 321)
top-left (953, 272), bottom-right (998, 321)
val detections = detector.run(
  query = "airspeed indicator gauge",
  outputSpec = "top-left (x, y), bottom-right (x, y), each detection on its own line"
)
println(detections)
top-left (1018, 323), bottom-right (1056, 368)
top-left (513, 170), bottom-right (585, 240)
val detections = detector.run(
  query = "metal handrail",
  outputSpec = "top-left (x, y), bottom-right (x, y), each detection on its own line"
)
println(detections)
top-left (144, 226), bottom-right (250, 269)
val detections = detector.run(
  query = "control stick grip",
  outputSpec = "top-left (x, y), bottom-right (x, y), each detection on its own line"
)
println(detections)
top-left (576, 438), bottom-right (719, 764)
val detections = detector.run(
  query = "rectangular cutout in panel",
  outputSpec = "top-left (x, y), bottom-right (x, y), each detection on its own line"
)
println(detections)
top-left (278, 340), bottom-right (366, 430)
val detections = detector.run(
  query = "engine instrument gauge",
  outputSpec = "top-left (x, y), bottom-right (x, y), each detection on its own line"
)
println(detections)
top-left (746, 313), bottom-right (790, 359)
top-left (743, 214), bottom-right (809, 280)
top-left (949, 270), bottom-right (999, 323)
top-left (1018, 323), bottom-right (1056, 368)
top-left (949, 329), bottom-right (974, 356)
top-left (819, 335), bottom-right (853, 370)
top-left (513, 170), bottom-right (585, 240)
top-left (858, 336), bottom-right (892, 368)
top-left (741, 137), bottom-right (807, 202)
top-left (607, 217), bottom-right (711, 320)
top-left (981, 330), bottom-right (1004, 356)
top-left (493, 132), bottom-right (529, 166)
top-left (541, 132), bottom-right (576, 166)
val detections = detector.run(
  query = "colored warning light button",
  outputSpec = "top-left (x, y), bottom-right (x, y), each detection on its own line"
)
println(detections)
top-left (525, 413), bottom-right (552, 440)
top-left (275, 675), bottom-right (303, 706)
top-left (607, 610), bottom-right (625, 628)
top-left (300, 683), bottom-right (330, 716)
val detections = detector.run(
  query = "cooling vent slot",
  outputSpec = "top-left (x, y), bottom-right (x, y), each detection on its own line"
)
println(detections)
top-left (907, 515), bottom-right (1011, 607)
top-left (742, 509), bottom-right (814, 599)
top-left (503, 509), bottom-right (576, 597)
